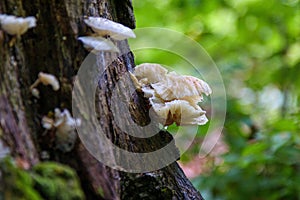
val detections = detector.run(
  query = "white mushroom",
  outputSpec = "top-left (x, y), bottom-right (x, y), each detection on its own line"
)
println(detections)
top-left (30, 72), bottom-right (60, 92)
top-left (0, 14), bottom-right (36, 36)
top-left (38, 72), bottom-right (60, 91)
top-left (151, 72), bottom-right (212, 101)
top-left (133, 63), bottom-right (168, 85)
top-left (30, 72), bottom-right (59, 98)
top-left (84, 16), bottom-right (136, 40)
top-left (41, 108), bottom-right (81, 152)
top-left (132, 63), bottom-right (212, 126)
top-left (78, 36), bottom-right (119, 52)
top-left (54, 108), bottom-right (81, 152)
top-left (151, 99), bottom-right (208, 126)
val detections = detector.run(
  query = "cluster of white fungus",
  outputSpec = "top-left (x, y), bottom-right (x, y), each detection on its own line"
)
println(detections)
top-left (29, 72), bottom-right (79, 152)
top-left (0, 14), bottom-right (36, 36)
top-left (42, 108), bottom-right (81, 152)
top-left (132, 63), bottom-right (212, 126)
top-left (0, 14), bottom-right (79, 153)
top-left (78, 16), bottom-right (136, 53)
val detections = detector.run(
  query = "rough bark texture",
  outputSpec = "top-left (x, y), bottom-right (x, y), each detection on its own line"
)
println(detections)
top-left (0, 0), bottom-right (204, 199)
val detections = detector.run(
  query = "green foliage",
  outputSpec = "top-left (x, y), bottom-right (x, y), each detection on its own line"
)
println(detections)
top-left (133, 0), bottom-right (300, 199)
top-left (193, 106), bottom-right (300, 199)
top-left (32, 162), bottom-right (84, 200)
top-left (0, 158), bottom-right (84, 200)
top-left (0, 158), bottom-right (42, 200)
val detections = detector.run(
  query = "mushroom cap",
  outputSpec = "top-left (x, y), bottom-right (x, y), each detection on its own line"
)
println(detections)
top-left (134, 63), bottom-right (168, 85)
top-left (151, 99), bottom-right (208, 126)
top-left (0, 14), bottom-right (36, 35)
top-left (84, 17), bottom-right (136, 40)
top-left (38, 72), bottom-right (60, 91)
top-left (78, 36), bottom-right (119, 52)
top-left (151, 72), bottom-right (212, 101)
top-left (184, 75), bottom-right (212, 96)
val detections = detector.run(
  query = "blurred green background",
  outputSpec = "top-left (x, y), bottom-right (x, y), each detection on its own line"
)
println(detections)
top-left (133, 0), bottom-right (300, 199)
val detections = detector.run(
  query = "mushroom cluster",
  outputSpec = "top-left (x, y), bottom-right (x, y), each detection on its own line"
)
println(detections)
top-left (29, 72), bottom-right (80, 152)
top-left (0, 14), bottom-right (80, 152)
top-left (78, 16), bottom-right (136, 53)
top-left (132, 63), bottom-right (212, 126)
top-left (42, 108), bottom-right (81, 152)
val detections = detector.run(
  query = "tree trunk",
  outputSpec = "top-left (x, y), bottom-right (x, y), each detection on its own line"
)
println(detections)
top-left (0, 1), bottom-right (204, 199)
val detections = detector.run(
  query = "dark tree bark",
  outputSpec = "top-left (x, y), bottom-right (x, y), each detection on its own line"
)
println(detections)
top-left (0, 0), bottom-right (204, 199)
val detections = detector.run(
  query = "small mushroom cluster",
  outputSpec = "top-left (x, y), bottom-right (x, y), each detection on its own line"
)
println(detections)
top-left (131, 63), bottom-right (212, 126)
top-left (29, 72), bottom-right (80, 152)
top-left (42, 108), bottom-right (81, 152)
top-left (0, 14), bottom-right (36, 36)
top-left (78, 16), bottom-right (136, 53)
top-left (0, 14), bottom-right (80, 152)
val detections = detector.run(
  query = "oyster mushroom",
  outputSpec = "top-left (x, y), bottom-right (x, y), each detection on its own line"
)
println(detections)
top-left (0, 14), bottom-right (36, 36)
top-left (84, 16), bottom-right (136, 40)
top-left (132, 63), bottom-right (212, 126)
top-left (78, 36), bottom-right (119, 52)
top-left (30, 72), bottom-right (60, 95)
top-left (151, 99), bottom-right (208, 126)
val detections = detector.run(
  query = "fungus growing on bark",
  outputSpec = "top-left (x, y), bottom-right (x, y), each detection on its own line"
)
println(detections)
top-left (0, 14), bottom-right (36, 36)
top-left (79, 16), bottom-right (135, 53)
top-left (84, 16), bottom-right (136, 40)
top-left (78, 36), bottom-right (119, 52)
top-left (30, 72), bottom-right (60, 96)
top-left (41, 108), bottom-right (81, 152)
top-left (132, 63), bottom-right (212, 126)
top-left (38, 72), bottom-right (60, 91)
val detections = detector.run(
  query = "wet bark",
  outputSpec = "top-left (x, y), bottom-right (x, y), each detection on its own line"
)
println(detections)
top-left (0, 0), bottom-right (204, 199)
